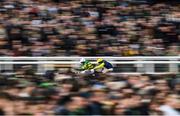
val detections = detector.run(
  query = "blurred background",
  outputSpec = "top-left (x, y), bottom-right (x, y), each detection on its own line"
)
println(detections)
top-left (0, 0), bottom-right (179, 56)
top-left (0, 0), bottom-right (179, 115)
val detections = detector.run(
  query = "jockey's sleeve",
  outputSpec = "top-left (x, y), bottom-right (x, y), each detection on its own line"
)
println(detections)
top-left (94, 62), bottom-right (105, 70)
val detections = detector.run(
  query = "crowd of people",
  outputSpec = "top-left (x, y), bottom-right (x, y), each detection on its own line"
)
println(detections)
top-left (0, 0), bottom-right (179, 56)
top-left (0, 0), bottom-right (179, 115)
top-left (0, 65), bottom-right (179, 115)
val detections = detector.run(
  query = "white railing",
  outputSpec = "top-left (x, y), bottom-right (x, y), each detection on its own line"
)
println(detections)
top-left (0, 61), bottom-right (179, 64)
top-left (0, 56), bottom-right (179, 74)
top-left (0, 56), bottom-right (179, 60)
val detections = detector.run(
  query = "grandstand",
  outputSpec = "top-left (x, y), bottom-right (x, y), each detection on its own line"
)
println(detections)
top-left (0, 0), bottom-right (179, 115)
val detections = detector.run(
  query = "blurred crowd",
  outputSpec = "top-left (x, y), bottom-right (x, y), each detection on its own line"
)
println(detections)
top-left (0, 0), bottom-right (179, 56)
top-left (0, 65), bottom-right (179, 115)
